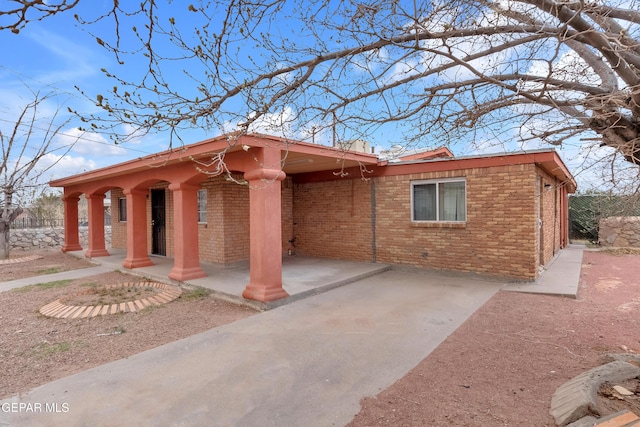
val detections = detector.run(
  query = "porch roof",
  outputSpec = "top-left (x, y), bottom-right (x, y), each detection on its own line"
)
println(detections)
top-left (49, 133), bottom-right (379, 188)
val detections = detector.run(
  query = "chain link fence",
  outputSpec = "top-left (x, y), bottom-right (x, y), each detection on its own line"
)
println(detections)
top-left (569, 194), bottom-right (640, 242)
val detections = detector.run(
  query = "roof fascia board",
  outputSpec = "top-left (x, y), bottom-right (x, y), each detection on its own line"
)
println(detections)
top-left (50, 133), bottom-right (378, 187)
top-left (294, 150), bottom-right (577, 191)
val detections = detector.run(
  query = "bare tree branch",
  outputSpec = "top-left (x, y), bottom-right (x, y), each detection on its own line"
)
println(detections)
top-left (0, 0), bottom-right (80, 33)
top-left (0, 90), bottom-right (77, 259)
top-left (4, 0), bottom-right (640, 178)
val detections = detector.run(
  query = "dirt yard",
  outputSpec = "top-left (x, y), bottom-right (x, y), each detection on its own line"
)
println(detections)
top-left (1, 248), bottom-right (639, 426)
top-left (349, 249), bottom-right (640, 426)
top-left (0, 249), bottom-right (257, 399)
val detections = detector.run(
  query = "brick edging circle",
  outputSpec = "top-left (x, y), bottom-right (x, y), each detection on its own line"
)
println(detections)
top-left (0, 255), bottom-right (44, 265)
top-left (39, 282), bottom-right (182, 319)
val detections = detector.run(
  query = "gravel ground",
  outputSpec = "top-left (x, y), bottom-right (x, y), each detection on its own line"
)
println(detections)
top-left (0, 249), bottom-right (257, 399)
top-left (348, 249), bottom-right (640, 426)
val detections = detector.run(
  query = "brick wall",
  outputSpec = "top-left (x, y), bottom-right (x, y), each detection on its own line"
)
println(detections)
top-left (220, 174), bottom-right (250, 263)
top-left (376, 164), bottom-right (539, 279)
top-left (111, 188), bottom-right (126, 249)
top-left (293, 163), bottom-right (544, 279)
top-left (109, 175), bottom-right (291, 265)
top-left (292, 178), bottom-right (373, 261)
top-left (198, 177), bottom-right (224, 262)
top-left (109, 161), bottom-right (560, 279)
top-left (282, 177), bottom-right (294, 252)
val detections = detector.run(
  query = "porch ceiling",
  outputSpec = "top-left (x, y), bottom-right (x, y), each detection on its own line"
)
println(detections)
top-left (281, 150), bottom-right (374, 175)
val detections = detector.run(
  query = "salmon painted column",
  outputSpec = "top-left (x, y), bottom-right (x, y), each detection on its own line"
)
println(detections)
top-left (85, 193), bottom-right (110, 258)
top-left (242, 147), bottom-right (289, 302)
top-left (122, 188), bottom-right (153, 268)
top-left (61, 195), bottom-right (82, 252)
top-left (168, 182), bottom-right (206, 281)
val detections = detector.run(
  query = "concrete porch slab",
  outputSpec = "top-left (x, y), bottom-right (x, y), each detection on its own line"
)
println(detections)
top-left (501, 244), bottom-right (584, 298)
top-left (68, 249), bottom-right (390, 310)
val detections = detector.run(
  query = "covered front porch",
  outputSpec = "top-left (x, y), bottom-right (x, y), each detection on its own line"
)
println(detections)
top-left (67, 248), bottom-right (389, 310)
top-left (50, 133), bottom-right (380, 304)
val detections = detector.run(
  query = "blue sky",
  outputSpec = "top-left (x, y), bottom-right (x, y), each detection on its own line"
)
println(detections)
top-left (0, 2), bottom-right (214, 186)
top-left (0, 1), bottom-right (632, 192)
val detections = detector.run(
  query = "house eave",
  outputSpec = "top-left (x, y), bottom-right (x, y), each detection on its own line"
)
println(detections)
top-left (49, 133), bottom-right (379, 188)
top-left (295, 148), bottom-right (577, 192)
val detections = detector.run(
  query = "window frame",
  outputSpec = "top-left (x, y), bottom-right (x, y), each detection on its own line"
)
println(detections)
top-left (197, 188), bottom-right (207, 224)
top-left (411, 178), bottom-right (467, 223)
top-left (118, 197), bottom-right (127, 222)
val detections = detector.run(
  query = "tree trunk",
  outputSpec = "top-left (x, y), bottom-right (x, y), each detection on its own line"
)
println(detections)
top-left (0, 220), bottom-right (9, 260)
top-left (0, 206), bottom-right (22, 260)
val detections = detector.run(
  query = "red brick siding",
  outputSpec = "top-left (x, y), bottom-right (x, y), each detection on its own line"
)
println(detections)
top-left (219, 174), bottom-right (250, 263)
top-left (293, 164), bottom-right (542, 279)
top-left (111, 162), bottom-right (559, 280)
top-left (165, 174), bottom-right (251, 264)
top-left (282, 177), bottom-right (294, 253)
top-left (110, 188), bottom-right (126, 249)
top-left (107, 175), bottom-right (289, 265)
top-left (375, 165), bottom-right (538, 279)
top-left (292, 178), bottom-right (373, 261)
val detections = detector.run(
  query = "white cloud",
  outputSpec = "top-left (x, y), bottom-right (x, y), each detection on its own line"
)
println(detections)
top-left (526, 49), bottom-right (602, 92)
top-left (40, 152), bottom-right (98, 182)
top-left (222, 107), bottom-right (301, 139)
top-left (58, 127), bottom-right (127, 156)
top-left (464, 136), bottom-right (512, 156)
top-left (119, 123), bottom-right (148, 144)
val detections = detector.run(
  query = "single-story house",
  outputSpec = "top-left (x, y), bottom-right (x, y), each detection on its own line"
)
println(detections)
top-left (49, 133), bottom-right (577, 302)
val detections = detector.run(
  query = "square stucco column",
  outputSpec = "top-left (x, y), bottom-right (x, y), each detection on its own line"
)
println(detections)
top-left (122, 188), bottom-right (153, 268)
top-left (168, 182), bottom-right (206, 281)
top-left (242, 166), bottom-right (289, 303)
top-left (61, 195), bottom-right (82, 252)
top-left (85, 194), bottom-right (109, 258)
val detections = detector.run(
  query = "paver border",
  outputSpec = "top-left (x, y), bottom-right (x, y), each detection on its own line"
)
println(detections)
top-left (0, 255), bottom-right (44, 265)
top-left (39, 282), bottom-right (182, 319)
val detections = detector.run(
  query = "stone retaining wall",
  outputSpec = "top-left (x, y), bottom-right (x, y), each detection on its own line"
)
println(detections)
top-left (9, 227), bottom-right (112, 251)
top-left (598, 217), bottom-right (640, 247)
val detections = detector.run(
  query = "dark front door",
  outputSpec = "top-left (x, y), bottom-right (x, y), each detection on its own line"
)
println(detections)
top-left (151, 189), bottom-right (166, 256)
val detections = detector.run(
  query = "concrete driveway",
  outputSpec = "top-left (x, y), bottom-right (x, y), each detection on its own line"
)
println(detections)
top-left (1, 268), bottom-right (501, 427)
